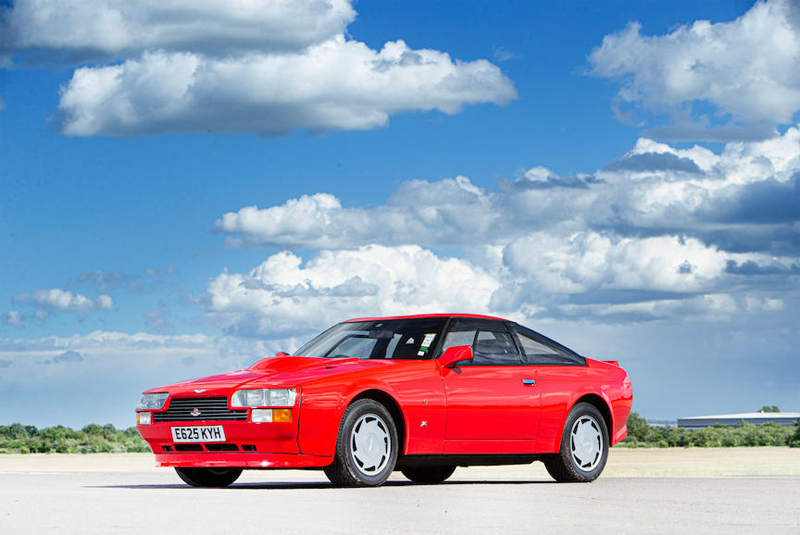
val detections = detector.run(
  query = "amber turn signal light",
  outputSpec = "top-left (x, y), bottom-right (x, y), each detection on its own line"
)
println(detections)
top-left (272, 409), bottom-right (292, 422)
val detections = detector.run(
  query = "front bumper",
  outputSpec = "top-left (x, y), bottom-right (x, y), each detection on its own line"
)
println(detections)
top-left (137, 417), bottom-right (332, 468)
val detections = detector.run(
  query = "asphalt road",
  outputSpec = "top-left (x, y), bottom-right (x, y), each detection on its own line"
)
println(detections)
top-left (2, 467), bottom-right (799, 533)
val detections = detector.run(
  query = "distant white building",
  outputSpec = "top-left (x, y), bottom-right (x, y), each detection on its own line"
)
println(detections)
top-left (677, 412), bottom-right (800, 429)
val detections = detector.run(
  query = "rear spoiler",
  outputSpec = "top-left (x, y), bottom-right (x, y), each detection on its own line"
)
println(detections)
top-left (602, 360), bottom-right (620, 367)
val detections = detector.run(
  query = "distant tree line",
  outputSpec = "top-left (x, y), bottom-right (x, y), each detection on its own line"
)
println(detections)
top-left (0, 423), bottom-right (149, 454)
top-left (624, 412), bottom-right (800, 448)
top-left (2, 415), bottom-right (799, 453)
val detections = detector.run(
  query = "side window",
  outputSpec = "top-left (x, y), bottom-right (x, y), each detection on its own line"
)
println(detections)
top-left (472, 330), bottom-right (521, 365)
top-left (440, 330), bottom-right (476, 352)
top-left (440, 319), bottom-right (522, 366)
top-left (514, 326), bottom-right (585, 366)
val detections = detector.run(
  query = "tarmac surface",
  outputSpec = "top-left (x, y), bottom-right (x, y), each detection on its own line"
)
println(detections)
top-left (2, 464), bottom-right (799, 533)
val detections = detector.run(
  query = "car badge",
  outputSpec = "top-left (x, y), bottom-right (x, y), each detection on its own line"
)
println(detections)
top-left (194, 389), bottom-right (206, 394)
top-left (191, 408), bottom-right (201, 417)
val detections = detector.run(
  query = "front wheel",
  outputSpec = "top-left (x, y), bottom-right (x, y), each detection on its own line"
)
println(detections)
top-left (401, 465), bottom-right (456, 484)
top-left (324, 399), bottom-right (398, 487)
top-left (175, 467), bottom-right (242, 487)
top-left (544, 402), bottom-right (609, 483)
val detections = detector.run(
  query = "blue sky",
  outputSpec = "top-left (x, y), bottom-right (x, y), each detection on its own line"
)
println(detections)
top-left (0, 0), bottom-right (797, 427)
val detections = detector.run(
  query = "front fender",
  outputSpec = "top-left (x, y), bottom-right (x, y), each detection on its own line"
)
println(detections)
top-left (296, 361), bottom-right (445, 456)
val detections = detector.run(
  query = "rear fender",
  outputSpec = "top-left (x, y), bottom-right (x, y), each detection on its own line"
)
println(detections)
top-left (549, 388), bottom-right (619, 451)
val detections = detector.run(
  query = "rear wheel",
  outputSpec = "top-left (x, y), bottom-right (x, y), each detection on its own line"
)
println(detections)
top-left (324, 399), bottom-right (398, 487)
top-left (401, 465), bottom-right (456, 484)
top-left (544, 402), bottom-right (609, 483)
top-left (175, 467), bottom-right (242, 487)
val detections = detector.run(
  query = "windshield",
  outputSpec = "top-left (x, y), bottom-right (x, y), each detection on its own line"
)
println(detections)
top-left (293, 318), bottom-right (448, 360)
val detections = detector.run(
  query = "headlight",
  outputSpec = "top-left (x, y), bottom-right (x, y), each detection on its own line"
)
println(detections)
top-left (136, 393), bottom-right (168, 410)
top-left (231, 388), bottom-right (297, 407)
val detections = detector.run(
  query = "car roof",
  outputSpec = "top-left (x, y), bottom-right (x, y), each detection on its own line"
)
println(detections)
top-left (344, 313), bottom-right (508, 322)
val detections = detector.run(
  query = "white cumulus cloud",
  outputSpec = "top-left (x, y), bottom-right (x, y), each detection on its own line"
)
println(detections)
top-left (2, 1), bottom-right (516, 136)
top-left (1, 0), bottom-right (355, 56)
top-left (5, 310), bottom-right (22, 327)
top-left (57, 39), bottom-right (516, 137)
top-left (214, 126), bottom-right (800, 256)
top-left (203, 245), bottom-right (501, 337)
top-left (12, 288), bottom-right (114, 314)
top-left (502, 233), bottom-right (729, 294)
top-left (209, 128), bottom-right (798, 324)
top-left (214, 175), bottom-right (496, 248)
top-left (589, 0), bottom-right (800, 139)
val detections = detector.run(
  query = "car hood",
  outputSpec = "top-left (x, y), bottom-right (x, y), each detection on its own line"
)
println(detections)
top-left (145, 356), bottom-right (397, 396)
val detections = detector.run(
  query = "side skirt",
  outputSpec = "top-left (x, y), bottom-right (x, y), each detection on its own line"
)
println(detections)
top-left (396, 454), bottom-right (540, 469)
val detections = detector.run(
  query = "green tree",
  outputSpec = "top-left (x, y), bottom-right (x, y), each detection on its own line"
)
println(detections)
top-left (758, 405), bottom-right (780, 413)
top-left (625, 412), bottom-right (652, 442)
top-left (789, 420), bottom-right (800, 448)
top-left (82, 424), bottom-right (104, 436)
top-left (5, 423), bottom-right (30, 439)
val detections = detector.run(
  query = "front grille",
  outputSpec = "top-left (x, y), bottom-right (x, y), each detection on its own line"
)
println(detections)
top-left (174, 444), bottom-right (203, 452)
top-left (205, 443), bottom-right (239, 452)
top-left (168, 443), bottom-right (244, 453)
top-left (154, 397), bottom-right (247, 422)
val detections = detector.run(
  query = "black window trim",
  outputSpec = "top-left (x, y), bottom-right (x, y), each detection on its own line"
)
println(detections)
top-left (432, 317), bottom-right (454, 359)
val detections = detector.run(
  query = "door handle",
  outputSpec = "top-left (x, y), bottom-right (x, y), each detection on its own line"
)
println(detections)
top-left (522, 379), bottom-right (536, 386)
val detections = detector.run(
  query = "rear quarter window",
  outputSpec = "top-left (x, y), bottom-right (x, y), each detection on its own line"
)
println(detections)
top-left (513, 325), bottom-right (586, 366)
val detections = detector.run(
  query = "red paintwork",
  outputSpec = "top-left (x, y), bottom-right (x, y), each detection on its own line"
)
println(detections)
top-left (137, 314), bottom-right (632, 469)
top-left (154, 452), bottom-right (332, 469)
top-left (437, 344), bottom-right (473, 368)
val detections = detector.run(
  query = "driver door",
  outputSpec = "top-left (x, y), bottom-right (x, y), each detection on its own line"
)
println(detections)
top-left (440, 319), bottom-right (541, 445)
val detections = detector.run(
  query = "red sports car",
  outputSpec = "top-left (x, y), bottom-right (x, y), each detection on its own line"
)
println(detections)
top-left (136, 314), bottom-right (632, 487)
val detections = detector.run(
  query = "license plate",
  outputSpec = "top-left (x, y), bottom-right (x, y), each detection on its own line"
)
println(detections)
top-left (171, 426), bottom-right (226, 443)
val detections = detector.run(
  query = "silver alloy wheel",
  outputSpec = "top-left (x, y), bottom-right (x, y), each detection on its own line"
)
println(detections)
top-left (350, 413), bottom-right (391, 476)
top-left (569, 414), bottom-right (603, 471)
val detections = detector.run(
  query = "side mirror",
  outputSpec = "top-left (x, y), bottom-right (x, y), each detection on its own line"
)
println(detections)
top-left (276, 351), bottom-right (289, 357)
top-left (438, 345), bottom-right (473, 368)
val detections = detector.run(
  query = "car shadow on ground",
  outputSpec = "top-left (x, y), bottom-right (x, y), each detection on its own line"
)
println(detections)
top-left (87, 479), bottom-right (555, 491)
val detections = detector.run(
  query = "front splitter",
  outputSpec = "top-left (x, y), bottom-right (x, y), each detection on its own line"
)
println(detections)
top-left (154, 452), bottom-right (333, 469)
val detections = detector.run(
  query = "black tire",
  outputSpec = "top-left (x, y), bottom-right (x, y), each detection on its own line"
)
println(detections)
top-left (175, 467), bottom-right (243, 487)
top-left (324, 399), bottom-right (399, 487)
top-left (401, 465), bottom-right (456, 484)
top-left (544, 402), bottom-right (609, 483)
